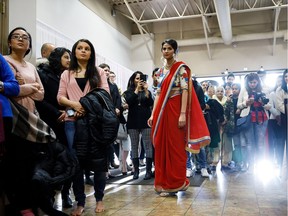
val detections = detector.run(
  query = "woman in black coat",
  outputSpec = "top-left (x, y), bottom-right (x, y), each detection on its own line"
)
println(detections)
top-left (35, 47), bottom-right (74, 208)
top-left (123, 71), bottom-right (154, 180)
top-left (36, 47), bottom-right (71, 145)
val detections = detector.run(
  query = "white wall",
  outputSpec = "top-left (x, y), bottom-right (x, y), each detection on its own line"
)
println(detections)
top-left (9, 0), bottom-right (37, 65)
top-left (8, 0), bottom-right (134, 91)
top-left (131, 34), bottom-right (155, 84)
top-left (36, 0), bottom-right (131, 69)
top-left (154, 36), bottom-right (288, 77)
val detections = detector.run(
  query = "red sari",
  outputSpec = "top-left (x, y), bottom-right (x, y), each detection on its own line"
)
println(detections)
top-left (152, 61), bottom-right (210, 193)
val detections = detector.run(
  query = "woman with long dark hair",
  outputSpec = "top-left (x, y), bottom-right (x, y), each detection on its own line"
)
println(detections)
top-left (57, 39), bottom-right (109, 215)
top-left (237, 72), bottom-right (270, 172)
top-left (123, 71), bottom-right (154, 180)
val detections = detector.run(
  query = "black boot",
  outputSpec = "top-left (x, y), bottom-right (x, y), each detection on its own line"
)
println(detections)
top-left (132, 158), bottom-right (139, 179)
top-left (61, 181), bottom-right (73, 208)
top-left (144, 158), bottom-right (153, 180)
top-left (62, 195), bottom-right (73, 208)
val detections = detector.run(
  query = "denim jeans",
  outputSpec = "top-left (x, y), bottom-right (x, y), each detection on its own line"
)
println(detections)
top-left (197, 147), bottom-right (207, 168)
top-left (186, 151), bottom-right (192, 169)
top-left (72, 167), bottom-right (106, 206)
top-left (240, 120), bottom-right (268, 165)
top-left (65, 121), bottom-right (76, 153)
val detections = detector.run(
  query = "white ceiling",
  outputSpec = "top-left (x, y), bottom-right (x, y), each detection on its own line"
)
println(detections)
top-left (103, 0), bottom-right (287, 58)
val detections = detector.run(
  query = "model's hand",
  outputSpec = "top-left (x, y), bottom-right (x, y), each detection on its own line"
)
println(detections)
top-left (178, 113), bottom-right (186, 128)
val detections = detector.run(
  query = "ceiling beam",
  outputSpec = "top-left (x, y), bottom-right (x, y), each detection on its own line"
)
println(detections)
top-left (123, 0), bottom-right (154, 63)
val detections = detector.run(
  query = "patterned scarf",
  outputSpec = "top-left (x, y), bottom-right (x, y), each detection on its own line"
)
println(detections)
top-left (9, 99), bottom-right (56, 143)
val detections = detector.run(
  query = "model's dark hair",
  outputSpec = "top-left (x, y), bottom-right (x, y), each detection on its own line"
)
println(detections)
top-left (70, 39), bottom-right (100, 89)
top-left (127, 71), bottom-right (143, 90)
top-left (8, 27), bottom-right (32, 56)
top-left (48, 47), bottom-right (71, 75)
top-left (244, 72), bottom-right (262, 94)
top-left (161, 39), bottom-right (178, 54)
top-left (281, 69), bottom-right (288, 93)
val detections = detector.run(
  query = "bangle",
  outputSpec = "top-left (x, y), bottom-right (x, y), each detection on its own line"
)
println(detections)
top-left (181, 112), bottom-right (186, 114)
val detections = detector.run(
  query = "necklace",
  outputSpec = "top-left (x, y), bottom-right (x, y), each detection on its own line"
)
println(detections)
top-left (164, 60), bottom-right (176, 70)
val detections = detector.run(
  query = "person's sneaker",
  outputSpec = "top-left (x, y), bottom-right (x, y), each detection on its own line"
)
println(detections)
top-left (186, 169), bottom-right (193, 177)
top-left (201, 168), bottom-right (210, 177)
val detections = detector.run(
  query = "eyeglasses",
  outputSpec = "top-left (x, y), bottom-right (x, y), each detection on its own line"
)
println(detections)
top-left (11, 34), bottom-right (29, 41)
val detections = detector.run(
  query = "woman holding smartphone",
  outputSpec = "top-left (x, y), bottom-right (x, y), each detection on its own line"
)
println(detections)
top-left (237, 73), bottom-right (270, 172)
top-left (122, 71), bottom-right (154, 180)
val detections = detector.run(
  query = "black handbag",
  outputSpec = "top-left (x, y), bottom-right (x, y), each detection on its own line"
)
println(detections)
top-left (236, 113), bottom-right (251, 132)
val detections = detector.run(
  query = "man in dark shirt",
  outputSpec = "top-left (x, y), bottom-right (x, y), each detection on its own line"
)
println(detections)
top-left (99, 63), bottom-right (121, 178)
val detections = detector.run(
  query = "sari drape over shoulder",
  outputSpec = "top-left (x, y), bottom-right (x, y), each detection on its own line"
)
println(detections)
top-left (152, 61), bottom-right (210, 192)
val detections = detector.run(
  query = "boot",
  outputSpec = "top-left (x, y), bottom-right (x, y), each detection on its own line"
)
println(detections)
top-left (61, 181), bottom-right (73, 208)
top-left (144, 158), bottom-right (153, 180)
top-left (62, 195), bottom-right (73, 208)
top-left (132, 158), bottom-right (139, 179)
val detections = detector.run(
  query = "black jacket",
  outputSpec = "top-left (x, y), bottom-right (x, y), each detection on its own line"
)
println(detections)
top-left (123, 89), bottom-right (154, 129)
top-left (35, 64), bottom-right (66, 145)
top-left (108, 81), bottom-right (126, 124)
top-left (32, 141), bottom-right (78, 187)
top-left (74, 88), bottom-right (119, 172)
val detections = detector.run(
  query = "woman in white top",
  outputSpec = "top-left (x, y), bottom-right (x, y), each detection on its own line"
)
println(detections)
top-left (237, 73), bottom-right (270, 172)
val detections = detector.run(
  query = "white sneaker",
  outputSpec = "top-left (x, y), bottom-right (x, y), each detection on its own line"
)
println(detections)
top-left (201, 168), bottom-right (210, 177)
top-left (186, 169), bottom-right (193, 177)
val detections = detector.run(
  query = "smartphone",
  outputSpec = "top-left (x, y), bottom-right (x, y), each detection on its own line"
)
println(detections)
top-left (67, 109), bottom-right (75, 117)
top-left (140, 74), bottom-right (147, 82)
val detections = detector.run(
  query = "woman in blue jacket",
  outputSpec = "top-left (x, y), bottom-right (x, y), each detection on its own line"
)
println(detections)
top-left (0, 53), bottom-right (19, 214)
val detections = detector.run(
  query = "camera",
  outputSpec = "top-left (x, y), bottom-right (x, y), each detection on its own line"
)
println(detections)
top-left (67, 109), bottom-right (75, 117)
top-left (140, 74), bottom-right (147, 82)
top-left (254, 92), bottom-right (269, 105)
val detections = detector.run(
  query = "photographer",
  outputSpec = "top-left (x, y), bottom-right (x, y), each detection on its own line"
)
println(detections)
top-left (237, 73), bottom-right (270, 172)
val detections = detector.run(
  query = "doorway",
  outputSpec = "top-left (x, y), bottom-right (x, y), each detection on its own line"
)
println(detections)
top-left (0, 0), bottom-right (9, 54)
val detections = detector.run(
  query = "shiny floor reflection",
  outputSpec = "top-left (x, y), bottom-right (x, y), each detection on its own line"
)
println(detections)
top-left (55, 165), bottom-right (287, 216)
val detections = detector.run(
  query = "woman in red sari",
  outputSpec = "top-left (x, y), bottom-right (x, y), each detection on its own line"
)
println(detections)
top-left (148, 39), bottom-right (210, 196)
